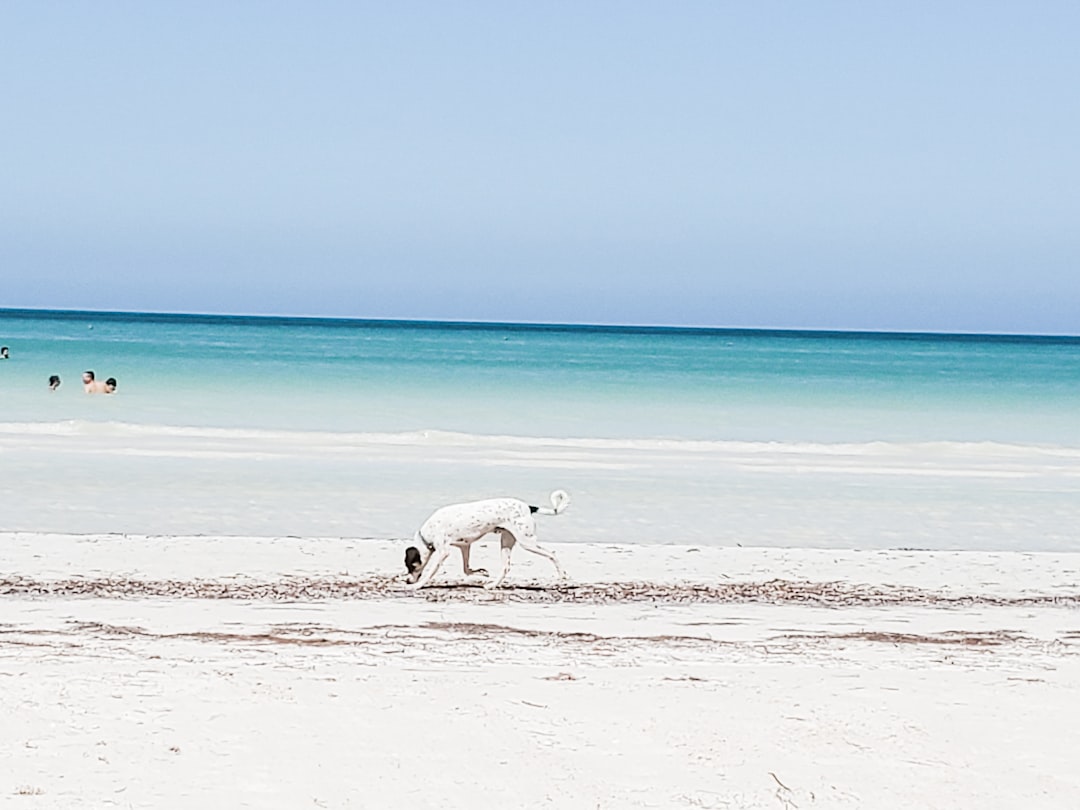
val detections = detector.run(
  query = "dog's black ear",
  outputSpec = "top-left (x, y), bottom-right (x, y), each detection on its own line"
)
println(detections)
top-left (404, 546), bottom-right (423, 574)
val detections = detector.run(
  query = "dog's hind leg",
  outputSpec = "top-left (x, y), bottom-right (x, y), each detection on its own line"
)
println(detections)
top-left (506, 519), bottom-right (567, 580)
top-left (457, 542), bottom-right (488, 577)
top-left (484, 529), bottom-right (517, 589)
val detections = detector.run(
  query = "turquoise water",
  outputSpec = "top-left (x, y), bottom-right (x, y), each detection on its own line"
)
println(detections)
top-left (2, 308), bottom-right (1079, 444)
top-left (2, 309), bottom-right (1079, 549)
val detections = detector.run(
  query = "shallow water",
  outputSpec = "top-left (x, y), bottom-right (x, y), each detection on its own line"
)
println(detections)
top-left (2, 309), bottom-right (1078, 549)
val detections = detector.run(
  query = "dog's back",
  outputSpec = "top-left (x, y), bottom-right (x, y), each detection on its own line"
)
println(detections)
top-left (420, 497), bottom-right (530, 542)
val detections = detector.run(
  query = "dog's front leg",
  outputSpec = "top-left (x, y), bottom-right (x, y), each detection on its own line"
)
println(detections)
top-left (408, 546), bottom-right (450, 589)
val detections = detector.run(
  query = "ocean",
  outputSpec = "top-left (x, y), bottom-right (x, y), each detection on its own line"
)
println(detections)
top-left (1, 308), bottom-right (1078, 550)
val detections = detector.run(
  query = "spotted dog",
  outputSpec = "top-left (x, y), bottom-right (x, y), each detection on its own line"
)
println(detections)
top-left (404, 490), bottom-right (570, 589)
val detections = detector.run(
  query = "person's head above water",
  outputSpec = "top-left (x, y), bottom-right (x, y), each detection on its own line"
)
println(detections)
top-left (104, 378), bottom-right (117, 393)
top-left (0, 346), bottom-right (9, 359)
top-left (48, 375), bottom-right (61, 390)
top-left (82, 370), bottom-right (95, 383)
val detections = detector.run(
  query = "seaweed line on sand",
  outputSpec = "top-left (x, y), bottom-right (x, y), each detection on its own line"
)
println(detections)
top-left (0, 620), bottom-right (1050, 652)
top-left (2, 575), bottom-right (1079, 607)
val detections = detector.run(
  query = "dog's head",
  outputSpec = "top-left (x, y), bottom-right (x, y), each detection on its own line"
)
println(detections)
top-left (404, 546), bottom-right (424, 584)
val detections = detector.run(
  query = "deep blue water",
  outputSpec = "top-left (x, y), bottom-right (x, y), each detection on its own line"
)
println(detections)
top-left (1, 308), bottom-right (1078, 443)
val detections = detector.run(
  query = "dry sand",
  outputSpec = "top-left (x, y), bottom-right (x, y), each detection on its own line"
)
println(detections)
top-left (3, 533), bottom-right (1080, 808)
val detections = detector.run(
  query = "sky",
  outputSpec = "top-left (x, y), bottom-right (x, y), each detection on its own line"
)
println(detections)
top-left (2, 1), bottom-right (1079, 333)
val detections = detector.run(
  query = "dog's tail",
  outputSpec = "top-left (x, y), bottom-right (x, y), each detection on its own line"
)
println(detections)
top-left (531, 489), bottom-right (570, 516)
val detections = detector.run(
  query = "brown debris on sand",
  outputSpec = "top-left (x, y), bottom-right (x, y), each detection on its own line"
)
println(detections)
top-left (2, 574), bottom-right (1078, 607)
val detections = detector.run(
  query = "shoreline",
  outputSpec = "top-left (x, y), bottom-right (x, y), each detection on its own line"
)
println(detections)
top-left (5, 419), bottom-right (1079, 551)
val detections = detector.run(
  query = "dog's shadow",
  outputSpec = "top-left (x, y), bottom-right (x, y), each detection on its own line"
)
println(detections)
top-left (397, 580), bottom-right (580, 595)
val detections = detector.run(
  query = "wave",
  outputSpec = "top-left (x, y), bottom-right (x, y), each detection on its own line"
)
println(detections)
top-left (2, 419), bottom-right (1079, 460)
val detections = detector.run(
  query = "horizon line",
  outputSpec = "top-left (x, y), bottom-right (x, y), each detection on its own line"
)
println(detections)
top-left (1, 305), bottom-right (1078, 341)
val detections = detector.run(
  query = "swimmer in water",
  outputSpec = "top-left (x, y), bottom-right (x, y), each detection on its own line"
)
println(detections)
top-left (82, 370), bottom-right (108, 393)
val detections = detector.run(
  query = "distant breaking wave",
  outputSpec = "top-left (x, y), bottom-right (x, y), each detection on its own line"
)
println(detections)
top-left (2, 419), bottom-right (1080, 460)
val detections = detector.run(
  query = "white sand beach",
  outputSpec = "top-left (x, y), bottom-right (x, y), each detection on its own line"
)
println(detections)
top-left (6, 0), bottom-right (1080, 806)
top-left (3, 534), bottom-right (1080, 808)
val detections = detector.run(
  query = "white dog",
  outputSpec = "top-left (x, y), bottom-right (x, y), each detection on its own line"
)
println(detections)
top-left (404, 490), bottom-right (570, 589)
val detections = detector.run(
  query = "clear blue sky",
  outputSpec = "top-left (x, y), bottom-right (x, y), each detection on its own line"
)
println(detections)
top-left (3, 2), bottom-right (1078, 333)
